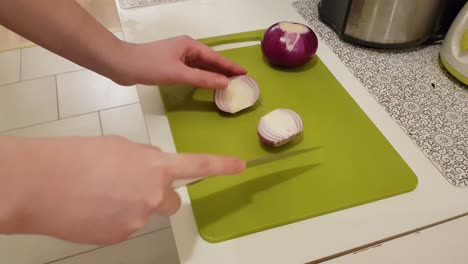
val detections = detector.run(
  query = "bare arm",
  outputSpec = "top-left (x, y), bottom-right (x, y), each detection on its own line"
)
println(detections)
top-left (0, 0), bottom-right (123, 83)
top-left (0, 0), bottom-right (249, 244)
top-left (0, 136), bottom-right (31, 234)
top-left (0, 0), bottom-right (246, 88)
top-left (0, 134), bottom-right (245, 244)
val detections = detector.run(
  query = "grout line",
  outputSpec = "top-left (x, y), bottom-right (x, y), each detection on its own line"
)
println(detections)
top-left (0, 79), bottom-right (23, 87)
top-left (132, 224), bottom-right (173, 238)
top-left (55, 75), bottom-right (60, 119)
top-left (19, 48), bottom-right (22, 81)
top-left (0, 118), bottom-right (59, 134)
top-left (43, 227), bottom-right (172, 264)
top-left (20, 68), bottom-right (85, 83)
top-left (141, 111), bottom-right (152, 145)
top-left (0, 68), bottom-right (87, 88)
top-left (97, 111), bottom-right (104, 135)
top-left (134, 90), bottom-right (152, 145)
top-left (0, 95), bottom-right (139, 136)
top-left (60, 101), bottom-right (141, 120)
top-left (0, 48), bottom-right (22, 86)
top-left (1, 102), bottom-right (142, 135)
top-left (0, 101), bottom-right (141, 134)
top-left (2, 65), bottom-right (136, 89)
top-left (0, 112), bottom-right (97, 134)
top-left (1, 93), bottom-right (139, 135)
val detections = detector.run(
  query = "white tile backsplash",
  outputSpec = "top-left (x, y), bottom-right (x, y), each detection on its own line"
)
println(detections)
top-left (136, 85), bottom-right (176, 152)
top-left (132, 214), bottom-right (171, 237)
top-left (21, 46), bottom-right (83, 80)
top-left (2, 112), bottom-right (102, 137)
top-left (57, 70), bottom-right (139, 118)
top-left (145, 115), bottom-right (176, 153)
top-left (100, 103), bottom-right (149, 144)
top-left (0, 49), bottom-right (20, 85)
top-left (50, 228), bottom-right (180, 264)
top-left (0, 77), bottom-right (58, 132)
top-left (136, 84), bottom-right (166, 116)
top-left (20, 31), bottom-right (124, 81)
top-left (0, 235), bottom-right (97, 264)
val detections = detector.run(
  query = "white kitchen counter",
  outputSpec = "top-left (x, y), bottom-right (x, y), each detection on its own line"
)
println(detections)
top-left (115, 0), bottom-right (468, 263)
top-left (324, 215), bottom-right (468, 264)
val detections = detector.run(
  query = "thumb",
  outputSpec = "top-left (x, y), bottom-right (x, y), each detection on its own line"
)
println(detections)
top-left (156, 190), bottom-right (181, 215)
top-left (178, 66), bottom-right (230, 89)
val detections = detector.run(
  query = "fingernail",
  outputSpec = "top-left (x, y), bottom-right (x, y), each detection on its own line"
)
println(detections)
top-left (233, 159), bottom-right (246, 172)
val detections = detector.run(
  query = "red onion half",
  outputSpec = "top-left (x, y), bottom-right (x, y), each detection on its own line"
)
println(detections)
top-left (261, 21), bottom-right (318, 68)
top-left (258, 108), bottom-right (303, 147)
top-left (214, 75), bottom-right (260, 114)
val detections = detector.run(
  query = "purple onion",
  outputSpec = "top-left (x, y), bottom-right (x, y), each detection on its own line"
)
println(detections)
top-left (261, 21), bottom-right (318, 68)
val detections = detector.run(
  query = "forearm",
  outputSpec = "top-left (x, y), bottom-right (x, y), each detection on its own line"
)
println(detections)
top-left (0, 136), bottom-right (72, 235)
top-left (0, 0), bottom-right (127, 83)
top-left (0, 136), bottom-right (35, 234)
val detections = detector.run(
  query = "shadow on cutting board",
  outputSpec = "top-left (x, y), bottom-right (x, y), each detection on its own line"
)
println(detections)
top-left (191, 163), bottom-right (321, 228)
top-left (159, 84), bottom-right (262, 116)
top-left (259, 133), bottom-right (305, 154)
top-left (261, 54), bottom-right (319, 73)
top-left (159, 85), bottom-right (214, 112)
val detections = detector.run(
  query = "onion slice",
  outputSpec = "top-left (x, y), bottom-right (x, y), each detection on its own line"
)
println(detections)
top-left (214, 75), bottom-right (260, 114)
top-left (258, 108), bottom-right (303, 147)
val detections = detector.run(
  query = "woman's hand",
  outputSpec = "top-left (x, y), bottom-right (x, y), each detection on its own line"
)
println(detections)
top-left (113, 36), bottom-right (247, 89)
top-left (0, 135), bottom-right (245, 245)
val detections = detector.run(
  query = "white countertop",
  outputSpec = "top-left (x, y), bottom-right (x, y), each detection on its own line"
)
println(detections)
top-left (115, 0), bottom-right (468, 263)
top-left (324, 215), bottom-right (468, 264)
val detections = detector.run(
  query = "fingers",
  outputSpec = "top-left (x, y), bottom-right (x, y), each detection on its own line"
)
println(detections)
top-left (178, 65), bottom-right (230, 89)
top-left (186, 39), bottom-right (247, 76)
top-left (188, 60), bottom-right (233, 76)
top-left (157, 190), bottom-right (181, 215)
top-left (166, 153), bottom-right (246, 180)
top-left (171, 36), bottom-right (248, 89)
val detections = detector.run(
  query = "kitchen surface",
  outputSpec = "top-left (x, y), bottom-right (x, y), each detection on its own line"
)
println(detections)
top-left (0, 0), bottom-right (467, 263)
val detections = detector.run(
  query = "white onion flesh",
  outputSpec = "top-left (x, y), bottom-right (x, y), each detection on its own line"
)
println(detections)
top-left (258, 108), bottom-right (303, 147)
top-left (278, 22), bottom-right (310, 33)
top-left (214, 75), bottom-right (260, 114)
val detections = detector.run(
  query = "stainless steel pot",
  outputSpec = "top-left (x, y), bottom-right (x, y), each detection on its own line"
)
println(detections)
top-left (318, 0), bottom-right (466, 48)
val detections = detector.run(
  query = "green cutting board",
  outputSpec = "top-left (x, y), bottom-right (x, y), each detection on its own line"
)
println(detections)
top-left (159, 29), bottom-right (418, 243)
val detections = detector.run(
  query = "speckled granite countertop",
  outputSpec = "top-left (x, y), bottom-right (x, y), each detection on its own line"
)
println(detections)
top-left (293, 0), bottom-right (468, 187)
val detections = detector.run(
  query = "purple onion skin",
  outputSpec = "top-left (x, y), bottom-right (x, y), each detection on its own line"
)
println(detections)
top-left (261, 22), bottom-right (318, 68)
top-left (257, 130), bottom-right (277, 147)
top-left (257, 130), bottom-right (298, 147)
